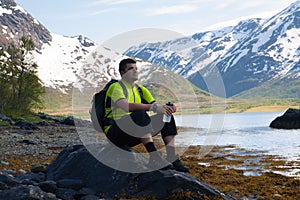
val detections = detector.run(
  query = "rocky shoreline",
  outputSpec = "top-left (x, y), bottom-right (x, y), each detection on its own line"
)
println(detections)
top-left (0, 115), bottom-right (299, 199)
top-left (0, 121), bottom-right (80, 158)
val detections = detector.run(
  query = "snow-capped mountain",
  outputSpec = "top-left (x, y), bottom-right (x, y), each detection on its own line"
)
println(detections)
top-left (1, 0), bottom-right (299, 98)
top-left (213, 1), bottom-right (300, 96)
top-left (0, 0), bottom-right (97, 92)
top-left (125, 2), bottom-right (300, 97)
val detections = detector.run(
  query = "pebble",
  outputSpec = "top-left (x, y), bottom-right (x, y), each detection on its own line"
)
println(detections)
top-left (31, 164), bottom-right (46, 173)
top-left (0, 161), bottom-right (9, 166)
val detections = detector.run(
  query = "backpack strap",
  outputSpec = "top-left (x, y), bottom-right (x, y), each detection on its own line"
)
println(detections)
top-left (117, 81), bottom-right (142, 101)
top-left (119, 81), bottom-right (128, 98)
top-left (137, 85), bottom-right (143, 98)
top-left (136, 84), bottom-right (149, 104)
top-left (103, 81), bottom-right (128, 120)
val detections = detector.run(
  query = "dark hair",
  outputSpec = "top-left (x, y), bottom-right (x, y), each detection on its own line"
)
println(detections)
top-left (119, 58), bottom-right (136, 74)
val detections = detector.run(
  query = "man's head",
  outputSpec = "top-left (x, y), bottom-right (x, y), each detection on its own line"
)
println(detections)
top-left (119, 58), bottom-right (138, 83)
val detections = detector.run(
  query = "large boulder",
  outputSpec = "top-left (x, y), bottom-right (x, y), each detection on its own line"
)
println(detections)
top-left (46, 144), bottom-right (232, 199)
top-left (270, 108), bottom-right (300, 129)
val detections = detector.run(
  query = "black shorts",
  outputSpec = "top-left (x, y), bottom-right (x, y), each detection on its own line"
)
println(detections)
top-left (106, 110), bottom-right (177, 148)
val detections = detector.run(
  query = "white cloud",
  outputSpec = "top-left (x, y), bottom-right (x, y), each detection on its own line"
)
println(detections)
top-left (147, 4), bottom-right (198, 15)
top-left (202, 11), bottom-right (274, 31)
top-left (88, 8), bottom-right (116, 16)
top-left (89, 0), bottom-right (142, 6)
top-left (237, 1), bottom-right (266, 9)
top-left (213, 0), bottom-right (236, 10)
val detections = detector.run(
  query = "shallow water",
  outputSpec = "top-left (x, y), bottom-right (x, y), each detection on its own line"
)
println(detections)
top-left (175, 112), bottom-right (300, 161)
top-left (174, 112), bottom-right (300, 178)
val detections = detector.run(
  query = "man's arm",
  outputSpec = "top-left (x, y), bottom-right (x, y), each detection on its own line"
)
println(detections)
top-left (116, 99), bottom-right (175, 115)
top-left (116, 99), bottom-right (151, 112)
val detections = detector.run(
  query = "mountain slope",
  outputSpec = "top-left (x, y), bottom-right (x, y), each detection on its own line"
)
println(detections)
top-left (234, 74), bottom-right (300, 99)
top-left (125, 2), bottom-right (300, 98)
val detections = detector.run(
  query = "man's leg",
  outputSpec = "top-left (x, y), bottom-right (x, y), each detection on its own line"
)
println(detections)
top-left (113, 111), bottom-right (173, 170)
top-left (160, 116), bottom-right (190, 172)
top-left (163, 135), bottom-right (176, 161)
top-left (150, 113), bottom-right (177, 160)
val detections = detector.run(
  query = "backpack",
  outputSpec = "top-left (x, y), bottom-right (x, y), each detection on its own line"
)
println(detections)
top-left (90, 79), bottom-right (143, 132)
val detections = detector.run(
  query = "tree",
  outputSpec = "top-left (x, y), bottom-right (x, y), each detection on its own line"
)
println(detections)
top-left (0, 37), bottom-right (45, 115)
top-left (0, 49), bottom-right (11, 112)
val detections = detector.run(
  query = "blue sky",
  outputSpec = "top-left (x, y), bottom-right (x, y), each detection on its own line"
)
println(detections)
top-left (16, 0), bottom-right (296, 44)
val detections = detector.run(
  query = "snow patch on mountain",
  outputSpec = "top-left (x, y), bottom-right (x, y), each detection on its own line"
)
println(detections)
top-left (0, 7), bottom-right (12, 15)
top-left (34, 33), bottom-right (97, 90)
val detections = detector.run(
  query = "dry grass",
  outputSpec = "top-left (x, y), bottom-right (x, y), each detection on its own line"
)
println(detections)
top-left (245, 105), bottom-right (299, 113)
top-left (183, 145), bottom-right (300, 200)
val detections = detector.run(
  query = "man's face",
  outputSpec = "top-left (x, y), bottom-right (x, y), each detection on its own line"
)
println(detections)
top-left (122, 63), bottom-right (138, 82)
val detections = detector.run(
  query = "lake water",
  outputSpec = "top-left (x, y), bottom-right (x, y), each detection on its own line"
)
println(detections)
top-left (174, 112), bottom-right (300, 161)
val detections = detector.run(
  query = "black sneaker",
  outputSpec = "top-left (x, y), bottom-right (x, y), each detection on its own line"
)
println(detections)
top-left (171, 158), bottom-right (190, 172)
top-left (147, 151), bottom-right (173, 170)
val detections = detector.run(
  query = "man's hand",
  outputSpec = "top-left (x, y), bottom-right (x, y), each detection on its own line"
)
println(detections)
top-left (170, 104), bottom-right (177, 113)
top-left (153, 103), bottom-right (176, 116)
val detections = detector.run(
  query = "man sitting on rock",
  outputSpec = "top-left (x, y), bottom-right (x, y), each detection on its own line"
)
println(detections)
top-left (103, 58), bottom-right (189, 172)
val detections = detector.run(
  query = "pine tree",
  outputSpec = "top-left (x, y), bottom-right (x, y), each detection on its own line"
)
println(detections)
top-left (0, 37), bottom-right (45, 115)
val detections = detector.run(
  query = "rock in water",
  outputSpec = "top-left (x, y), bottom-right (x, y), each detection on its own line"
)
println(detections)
top-left (46, 144), bottom-right (231, 199)
top-left (270, 108), bottom-right (300, 129)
